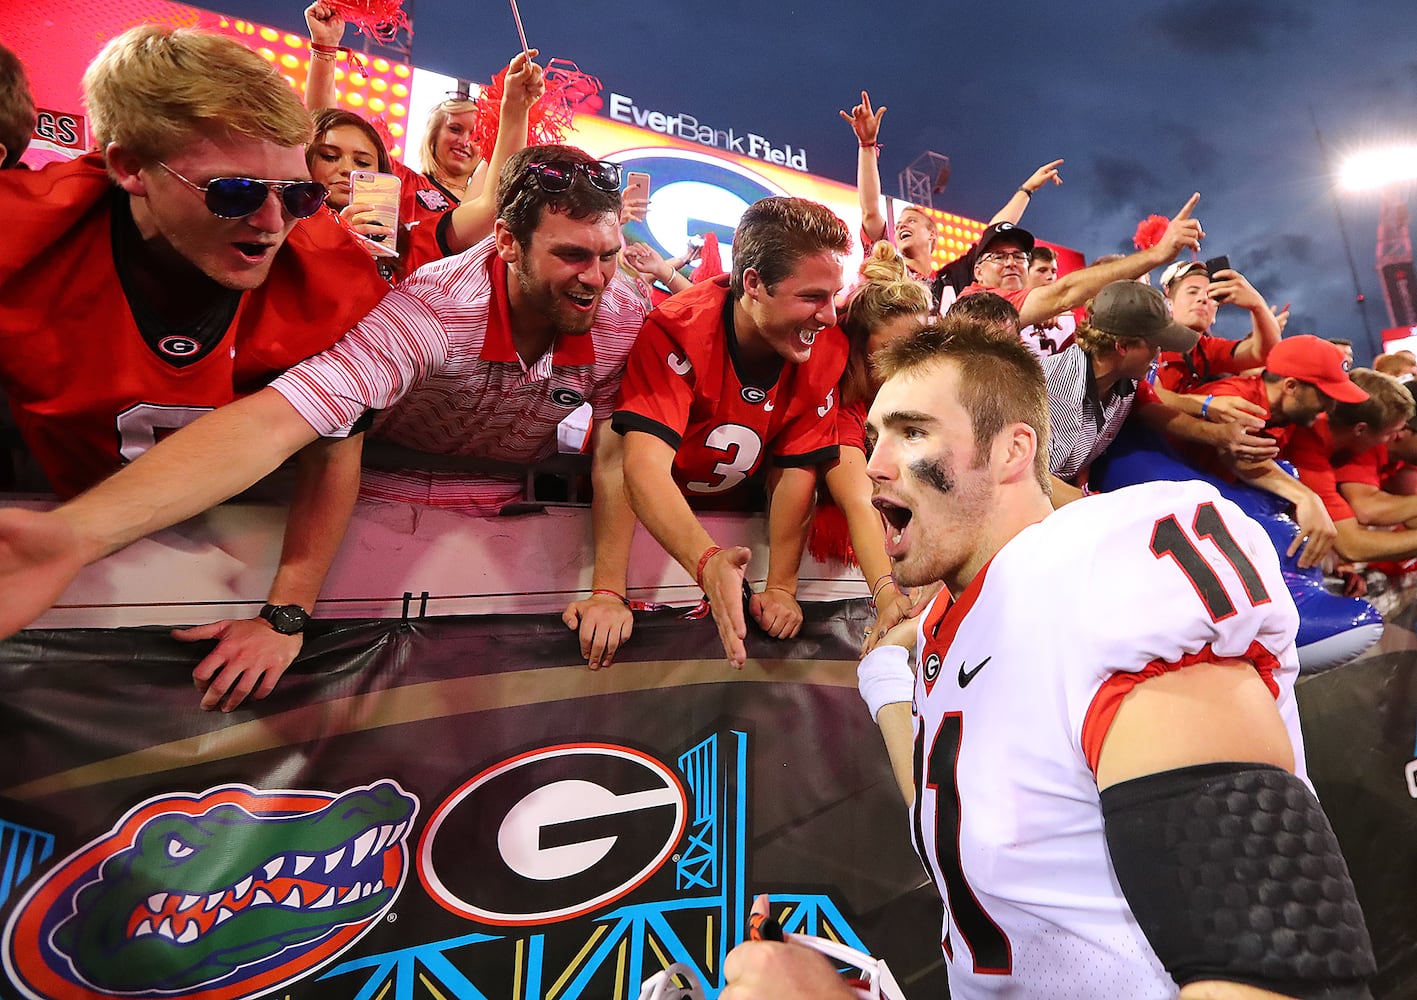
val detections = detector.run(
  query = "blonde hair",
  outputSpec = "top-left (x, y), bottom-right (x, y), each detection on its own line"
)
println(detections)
top-left (1335, 368), bottom-right (1416, 430)
top-left (840, 243), bottom-right (930, 404)
top-left (83, 25), bottom-right (311, 165)
top-left (420, 97), bottom-right (479, 181)
top-left (1074, 320), bottom-right (1143, 357)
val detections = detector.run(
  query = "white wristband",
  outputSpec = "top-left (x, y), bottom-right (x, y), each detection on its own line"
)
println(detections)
top-left (857, 644), bottom-right (914, 722)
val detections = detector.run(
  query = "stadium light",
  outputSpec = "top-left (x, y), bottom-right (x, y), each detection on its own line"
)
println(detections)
top-left (1338, 145), bottom-right (1417, 191)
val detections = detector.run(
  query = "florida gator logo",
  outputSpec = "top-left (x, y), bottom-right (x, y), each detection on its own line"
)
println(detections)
top-left (2, 780), bottom-right (418, 999)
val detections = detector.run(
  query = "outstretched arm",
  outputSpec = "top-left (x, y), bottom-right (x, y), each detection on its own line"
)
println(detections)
top-left (174, 432), bottom-right (362, 711)
top-left (0, 388), bottom-right (321, 640)
top-left (750, 465), bottom-right (816, 640)
top-left (1020, 193), bottom-right (1203, 328)
top-left (840, 91), bottom-right (887, 244)
top-left (822, 446), bottom-right (912, 647)
top-left (303, 1), bottom-right (344, 110)
top-left (621, 430), bottom-right (752, 667)
top-left (562, 420), bottom-right (636, 669)
top-left (1338, 480), bottom-right (1417, 527)
top-left (986, 158), bottom-right (1064, 226)
top-left (1231, 458), bottom-right (1336, 568)
top-left (1208, 268), bottom-right (1281, 369)
top-left (440, 49), bottom-right (545, 254)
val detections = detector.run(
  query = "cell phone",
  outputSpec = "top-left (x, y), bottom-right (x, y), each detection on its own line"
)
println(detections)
top-left (624, 171), bottom-right (651, 204)
top-left (1204, 255), bottom-right (1232, 277)
top-left (349, 169), bottom-right (402, 258)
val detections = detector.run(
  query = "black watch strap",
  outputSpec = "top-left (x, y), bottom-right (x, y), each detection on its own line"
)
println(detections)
top-left (259, 603), bottom-right (311, 635)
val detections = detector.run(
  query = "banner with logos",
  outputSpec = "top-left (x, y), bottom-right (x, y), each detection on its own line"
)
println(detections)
top-left (0, 602), bottom-right (947, 999)
top-left (2, 599), bottom-right (1414, 998)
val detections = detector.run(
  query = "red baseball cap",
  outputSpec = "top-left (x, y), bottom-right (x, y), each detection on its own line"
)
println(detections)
top-left (1266, 335), bottom-right (1368, 403)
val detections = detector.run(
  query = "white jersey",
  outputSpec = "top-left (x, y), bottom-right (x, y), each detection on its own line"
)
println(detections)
top-left (1019, 311), bottom-right (1075, 359)
top-left (909, 480), bottom-right (1304, 999)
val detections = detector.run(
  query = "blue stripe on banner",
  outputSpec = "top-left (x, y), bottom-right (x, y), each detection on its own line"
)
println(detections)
top-left (0, 820), bottom-right (56, 909)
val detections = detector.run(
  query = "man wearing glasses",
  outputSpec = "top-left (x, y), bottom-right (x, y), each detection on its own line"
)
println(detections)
top-left (0, 25), bottom-right (387, 711)
top-left (951, 196), bottom-right (1206, 333)
top-left (0, 144), bottom-right (648, 675)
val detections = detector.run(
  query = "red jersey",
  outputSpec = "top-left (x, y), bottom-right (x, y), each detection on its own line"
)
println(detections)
top-left (1283, 417), bottom-right (1356, 522)
top-left (956, 282), bottom-right (1033, 314)
top-left (0, 154), bottom-right (388, 497)
top-left (1333, 441), bottom-right (1385, 489)
top-left (838, 398), bottom-right (869, 454)
top-left (1196, 373), bottom-right (1295, 450)
top-left (612, 277), bottom-right (846, 500)
top-left (1155, 334), bottom-right (1245, 393)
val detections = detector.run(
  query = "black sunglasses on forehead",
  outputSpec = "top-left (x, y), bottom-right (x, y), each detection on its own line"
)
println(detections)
top-left (522, 160), bottom-right (622, 194)
top-left (160, 162), bottom-right (328, 220)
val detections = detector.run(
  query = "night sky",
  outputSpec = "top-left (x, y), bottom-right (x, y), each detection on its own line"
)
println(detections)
top-left (221, 0), bottom-right (1417, 360)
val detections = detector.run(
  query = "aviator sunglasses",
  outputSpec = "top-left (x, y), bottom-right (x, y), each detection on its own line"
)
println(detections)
top-left (523, 159), bottom-right (623, 194)
top-left (159, 162), bottom-right (329, 220)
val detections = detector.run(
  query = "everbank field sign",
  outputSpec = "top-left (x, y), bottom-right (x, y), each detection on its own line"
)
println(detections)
top-left (606, 92), bottom-right (810, 171)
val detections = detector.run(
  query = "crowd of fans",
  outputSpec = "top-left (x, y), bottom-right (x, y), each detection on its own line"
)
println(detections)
top-left (0, 21), bottom-right (1397, 1000)
top-left (0, 28), bottom-right (1412, 715)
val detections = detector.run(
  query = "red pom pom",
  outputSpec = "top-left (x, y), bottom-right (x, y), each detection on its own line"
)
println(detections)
top-left (473, 59), bottom-right (603, 156)
top-left (691, 233), bottom-right (724, 284)
top-left (808, 503), bottom-right (858, 567)
top-left (364, 113), bottom-right (395, 155)
top-left (326, 0), bottom-right (409, 42)
top-left (1132, 214), bottom-right (1170, 251)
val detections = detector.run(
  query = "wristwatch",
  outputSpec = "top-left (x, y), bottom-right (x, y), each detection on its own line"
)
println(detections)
top-left (259, 603), bottom-right (311, 636)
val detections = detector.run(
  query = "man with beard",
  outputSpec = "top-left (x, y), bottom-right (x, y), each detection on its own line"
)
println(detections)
top-left (0, 144), bottom-right (647, 671)
top-left (613, 197), bottom-right (850, 667)
top-left (1182, 335), bottom-right (1368, 568)
top-left (722, 319), bottom-right (1374, 999)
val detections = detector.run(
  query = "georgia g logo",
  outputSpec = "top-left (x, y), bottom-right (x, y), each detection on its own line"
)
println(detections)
top-left (921, 652), bottom-right (942, 694)
top-left (2, 781), bottom-right (418, 1000)
top-left (418, 743), bottom-right (687, 925)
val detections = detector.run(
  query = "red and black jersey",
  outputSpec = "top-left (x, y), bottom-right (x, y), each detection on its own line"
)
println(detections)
top-left (612, 277), bottom-right (846, 502)
top-left (0, 154), bottom-right (388, 497)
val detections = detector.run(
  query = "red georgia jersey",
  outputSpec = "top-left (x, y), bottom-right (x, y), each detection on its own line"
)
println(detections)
top-left (0, 154), bottom-right (388, 497)
top-left (612, 278), bottom-right (846, 500)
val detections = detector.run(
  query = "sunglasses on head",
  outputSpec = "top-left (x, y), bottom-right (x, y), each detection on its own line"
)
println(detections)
top-left (159, 162), bottom-right (329, 220)
top-left (523, 160), bottom-right (622, 194)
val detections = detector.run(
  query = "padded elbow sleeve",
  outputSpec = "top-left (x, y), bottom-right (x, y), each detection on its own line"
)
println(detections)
top-left (1101, 762), bottom-right (1375, 999)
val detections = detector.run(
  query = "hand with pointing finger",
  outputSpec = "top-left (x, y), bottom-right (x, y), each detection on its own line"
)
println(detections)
top-left (1156, 192), bottom-right (1204, 262)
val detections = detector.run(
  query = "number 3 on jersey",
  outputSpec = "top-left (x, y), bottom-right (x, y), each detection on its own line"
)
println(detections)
top-left (686, 423), bottom-right (763, 494)
top-left (116, 403), bottom-right (214, 462)
top-left (1150, 501), bottom-right (1271, 622)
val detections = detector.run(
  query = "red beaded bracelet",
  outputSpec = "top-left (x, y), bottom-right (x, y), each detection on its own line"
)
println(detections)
top-left (695, 545), bottom-right (724, 591)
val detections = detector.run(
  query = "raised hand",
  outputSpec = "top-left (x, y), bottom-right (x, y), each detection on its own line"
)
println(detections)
top-left (838, 90), bottom-right (886, 146)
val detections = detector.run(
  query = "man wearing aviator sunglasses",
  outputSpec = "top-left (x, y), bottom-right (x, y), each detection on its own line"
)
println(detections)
top-left (0, 24), bottom-right (388, 712)
top-left (0, 144), bottom-right (653, 676)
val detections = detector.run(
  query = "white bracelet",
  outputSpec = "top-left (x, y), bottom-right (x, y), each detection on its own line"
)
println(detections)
top-left (857, 644), bottom-right (914, 721)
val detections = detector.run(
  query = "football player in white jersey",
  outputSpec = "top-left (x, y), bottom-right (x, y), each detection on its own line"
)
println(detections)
top-left (722, 319), bottom-right (1374, 1000)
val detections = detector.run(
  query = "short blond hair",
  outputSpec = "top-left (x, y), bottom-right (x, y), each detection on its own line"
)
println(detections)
top-left (1074, 320), bottom-right (1143, 358)
top-left (83, 25), bottom-right (311, 165)
top-left (1335, 368), bottom-right (1416, 430)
